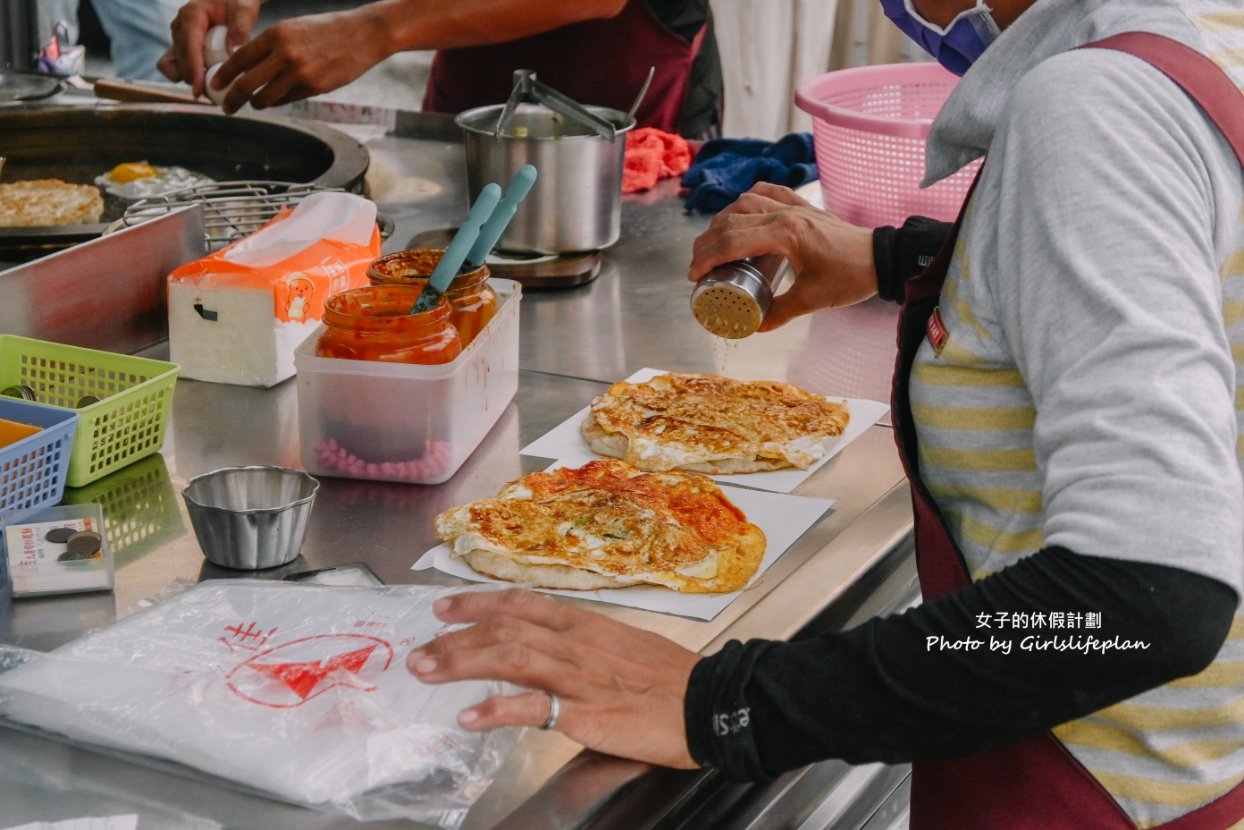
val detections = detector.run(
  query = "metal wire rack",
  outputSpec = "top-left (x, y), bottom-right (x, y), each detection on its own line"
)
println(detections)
top-left (117, 180), bottom-right (391, 251)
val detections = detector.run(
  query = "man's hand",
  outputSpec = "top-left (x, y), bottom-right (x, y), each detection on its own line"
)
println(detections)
top-left (688, 182), bottom-right (878, 331)
top-left (205, 9), bottom-right (391, 113)
top-left (158, 0), bottom-right (262, 98)
top-left (408, 588), bottom-right (701, 769)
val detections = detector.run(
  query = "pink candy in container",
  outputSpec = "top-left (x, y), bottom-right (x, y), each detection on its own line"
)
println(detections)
top-left (293, 279), bottom-right (521, 485)
top-left (794, 62), bottom-right (982, 228)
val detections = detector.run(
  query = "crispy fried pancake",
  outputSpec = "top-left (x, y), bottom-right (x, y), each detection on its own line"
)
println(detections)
top-left (435, 459), bottom-right (766, 593)
top-left (581, 373), bottom-right (850, 474)
top-left (0, 179), bottom-right (104, 227)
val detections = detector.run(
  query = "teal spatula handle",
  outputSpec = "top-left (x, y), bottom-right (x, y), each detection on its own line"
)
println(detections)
top-left (465, 165), bottom-right (538, 270)
top-left (428, 182), bottom-right (503, 294)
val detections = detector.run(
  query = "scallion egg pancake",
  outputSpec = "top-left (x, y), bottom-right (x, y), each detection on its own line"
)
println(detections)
top-left (435, 459), bottom-right (765, 593)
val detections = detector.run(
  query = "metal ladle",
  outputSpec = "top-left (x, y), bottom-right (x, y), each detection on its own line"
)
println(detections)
top-left (493, 70), bottom-right (618, 141)
top-left (625, 66), bottom-right (656, 126)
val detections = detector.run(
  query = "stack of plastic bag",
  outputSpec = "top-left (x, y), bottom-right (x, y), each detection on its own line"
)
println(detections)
top-left (0, 581), bottom-right (519, 828)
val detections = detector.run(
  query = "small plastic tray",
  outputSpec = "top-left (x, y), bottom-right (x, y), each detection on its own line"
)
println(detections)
top-left (0, 398), bottom-right (79, 525)
top-left (294, 279), bottom-right (521, 484)
top-left (0, 335), bottom-right (179, 487)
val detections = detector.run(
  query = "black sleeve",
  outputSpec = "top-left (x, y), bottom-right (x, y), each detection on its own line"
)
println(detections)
top-left (684, 547), bottom-right (1238, 780)
top-left (873, 216), bottom-right (955, 303)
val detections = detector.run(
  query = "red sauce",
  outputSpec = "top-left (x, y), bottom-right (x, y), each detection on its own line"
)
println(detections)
top-left (523, 460), bottom-right (748, 543)
top-left (316, 285), bottom-right (461, 365)
top-left (367, 249), bottom-right (499, 347)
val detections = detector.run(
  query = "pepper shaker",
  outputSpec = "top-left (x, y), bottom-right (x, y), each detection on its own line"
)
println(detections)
top-left (690, 257), bottom-right (790, 339)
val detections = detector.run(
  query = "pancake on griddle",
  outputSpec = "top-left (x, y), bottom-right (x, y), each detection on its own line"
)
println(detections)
top-left (0, 179), bottom-right (104, 227)
top-left (435, 459), bottom-right (766, 593)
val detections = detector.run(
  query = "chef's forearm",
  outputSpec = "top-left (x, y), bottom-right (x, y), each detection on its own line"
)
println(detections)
top-left (685, 546), bottom-right (1236, 779)
top-left (364, 0), bottom-right (629, 57)
top-left (873, 216), bottom-right (954, 302)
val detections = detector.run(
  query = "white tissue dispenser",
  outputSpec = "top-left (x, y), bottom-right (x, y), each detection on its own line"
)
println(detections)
top-left (168, 193), bottom-right (381, 387)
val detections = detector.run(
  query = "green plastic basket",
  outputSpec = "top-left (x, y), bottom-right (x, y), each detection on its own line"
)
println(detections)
top-left (0, 335), bottom-right (179, 487)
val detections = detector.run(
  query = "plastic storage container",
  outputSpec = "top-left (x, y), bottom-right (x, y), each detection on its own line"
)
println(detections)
top-left (0, 398), bottom-right (79, 525)
top-left (294, 279), bottom-right (521, 485)
top-left (794, 62), bottom-right (982, 228)
top-left (0, 336), bottom-right (179, 487)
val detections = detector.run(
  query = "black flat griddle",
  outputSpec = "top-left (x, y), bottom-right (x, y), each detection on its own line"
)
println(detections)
top-left (0, 71), bottom-right (63, 102)
top-left (0, 104), bottom-right (371, 259)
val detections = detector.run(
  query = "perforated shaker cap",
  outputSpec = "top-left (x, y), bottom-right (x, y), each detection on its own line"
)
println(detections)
top-left (690, 261), bottom-right (774, 339)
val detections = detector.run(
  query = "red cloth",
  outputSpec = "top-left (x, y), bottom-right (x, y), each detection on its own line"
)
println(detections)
top-left (623, 128), bottom-right (692, 194)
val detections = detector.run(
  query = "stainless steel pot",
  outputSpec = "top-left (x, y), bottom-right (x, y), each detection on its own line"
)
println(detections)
top-left (456, 103), bottom-right (634, 254)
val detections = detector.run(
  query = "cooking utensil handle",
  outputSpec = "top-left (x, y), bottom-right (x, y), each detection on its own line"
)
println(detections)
top-left (494, 70), bottom-right (532, 139)
top-left (466, 165), bottom-right (538, 268)
top-left (427, 183), bottom-right (503, 293)
top-left (93, 78), bottom-right (209, 106)
top-left (626, 66), bottom-right (656, 125)
top-left (529, 78), bottom-right (617, 141)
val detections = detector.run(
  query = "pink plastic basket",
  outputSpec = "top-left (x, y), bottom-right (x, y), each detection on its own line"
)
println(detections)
top-left (795, 62), bottom-right (982, 228)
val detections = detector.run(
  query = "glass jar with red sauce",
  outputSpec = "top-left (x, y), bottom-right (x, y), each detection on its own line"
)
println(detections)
top-left (316, 285), bottom-right (461, 365)
top-left (367, 248), bottom-right (499, 347)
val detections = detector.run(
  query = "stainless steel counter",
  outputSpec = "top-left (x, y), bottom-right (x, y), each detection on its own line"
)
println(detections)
top-left (0, 114), bottom-right (914, 829)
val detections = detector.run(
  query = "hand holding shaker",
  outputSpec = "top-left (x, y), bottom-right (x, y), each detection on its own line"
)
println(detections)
top-left (690, 256), bottom-right (790, 339)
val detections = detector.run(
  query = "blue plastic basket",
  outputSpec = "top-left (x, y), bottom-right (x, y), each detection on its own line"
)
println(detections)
top-left (0, 398), bottom-right (79, 525)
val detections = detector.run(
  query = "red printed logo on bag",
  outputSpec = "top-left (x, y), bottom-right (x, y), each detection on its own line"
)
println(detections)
top-left (225, 634), bottom-right (394, 708)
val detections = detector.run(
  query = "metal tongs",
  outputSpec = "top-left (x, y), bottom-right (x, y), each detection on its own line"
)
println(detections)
top-left (493, 69), bottom-right (618, 142)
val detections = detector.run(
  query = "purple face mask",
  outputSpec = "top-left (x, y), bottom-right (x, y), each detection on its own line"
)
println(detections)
top-left (879, 0), bottom-right (1001, 75)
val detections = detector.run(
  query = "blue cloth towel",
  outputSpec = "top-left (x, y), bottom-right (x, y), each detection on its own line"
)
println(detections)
top-left (681, 133), bottom-right (819, 214)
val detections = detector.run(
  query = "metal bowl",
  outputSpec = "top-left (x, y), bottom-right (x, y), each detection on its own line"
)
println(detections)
top-left (182, 465), bottom-right (319, 570)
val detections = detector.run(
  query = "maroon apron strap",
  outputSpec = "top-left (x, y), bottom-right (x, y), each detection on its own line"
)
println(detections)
top-left (422, 0), bottom-right (703, 134)
top-left (1086, 32), bottom-right (1244, 166)
top-left (897, 31), bottom-right (1244, 830)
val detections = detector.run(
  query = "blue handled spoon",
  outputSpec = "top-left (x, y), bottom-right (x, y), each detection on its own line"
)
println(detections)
top-left (463, 164), bottom-right (538, 271)
top-left (410, 182), bottom-right (502, 314)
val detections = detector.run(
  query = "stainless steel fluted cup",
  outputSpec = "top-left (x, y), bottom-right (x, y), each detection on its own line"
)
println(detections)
top-left (182, 466), bottom-right (319, 570)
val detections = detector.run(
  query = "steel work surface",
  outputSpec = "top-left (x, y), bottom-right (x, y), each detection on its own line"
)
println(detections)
top-left (0, 116), bottom-right (912, 830)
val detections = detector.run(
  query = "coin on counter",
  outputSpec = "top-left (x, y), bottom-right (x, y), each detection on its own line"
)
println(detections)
top-left (1, 384), bottom-right (37, 401)
top-left (45, 527), bottom-right (77, 543)
top-left (58, 530), bottom-right (103, 561)
top-left (76, 395), bottom-right (102, 408)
